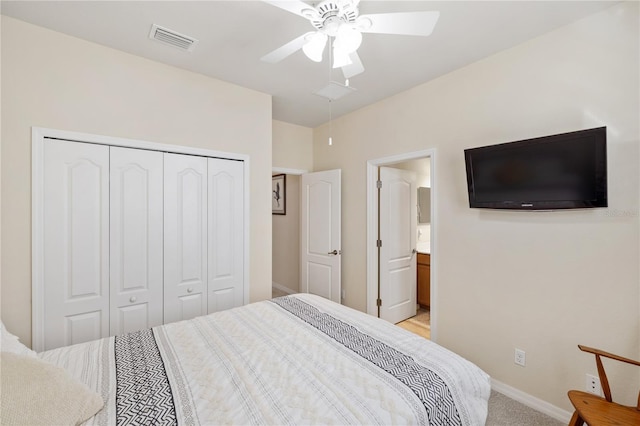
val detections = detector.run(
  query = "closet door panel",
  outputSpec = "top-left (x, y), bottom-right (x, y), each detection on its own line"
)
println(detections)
top-left (208, 158), bottom-right (244, 313)
top-left (116, 305), bottom-right (150, 335)
top-left (43, 139), bottom-right (109, 350)
top-left (164, 153), bottom-right (208, 323)
top-left (110, 147), bottom-right (164, 335)
top-left (177, 294), bottom-right (205, 321)
top-left (65, 311), bottom-right (103, 345)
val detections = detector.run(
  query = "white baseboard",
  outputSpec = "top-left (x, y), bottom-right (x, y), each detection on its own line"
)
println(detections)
top-left (272, 282), bottom-right (296, 295)
top-left (491, 378), bottom-right (573, 423)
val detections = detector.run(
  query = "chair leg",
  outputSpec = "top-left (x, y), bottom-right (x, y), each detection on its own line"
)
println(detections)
top-left (568, 411), bottom-right (583, 426)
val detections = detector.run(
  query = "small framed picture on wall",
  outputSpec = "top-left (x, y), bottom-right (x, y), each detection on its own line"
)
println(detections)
top-left (272, 174), bottom-right (286, 215)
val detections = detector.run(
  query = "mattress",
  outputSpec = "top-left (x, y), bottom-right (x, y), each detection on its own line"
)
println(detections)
top-left (40, 294), bottom-right (491, 425)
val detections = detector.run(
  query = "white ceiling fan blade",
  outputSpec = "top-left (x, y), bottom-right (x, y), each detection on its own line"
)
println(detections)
top-left (341, 51), bottom-right (364, 79)
top-left (358, 11), bottom-right (440, 36)
top-left (261, 0), bottom-right (317, 19)
top-left (261, 32), bottom-right (313, 63)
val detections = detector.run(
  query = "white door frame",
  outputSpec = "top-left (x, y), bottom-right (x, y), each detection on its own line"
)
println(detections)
top-left (32, 126), bottom-right (251, 351)
top-left (366, 149), bottom-right (438, 341)
top-left (272, 167), bottom-right (308, 175)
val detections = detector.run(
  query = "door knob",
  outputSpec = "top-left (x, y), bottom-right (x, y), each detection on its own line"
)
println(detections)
top-left (328, 250), bottom-right (338, 255)
top-left (129, 296), bottom-right (137, 303)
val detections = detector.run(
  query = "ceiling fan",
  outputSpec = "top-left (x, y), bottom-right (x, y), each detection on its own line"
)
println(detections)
top-left (261, 0), bottom-right (440, 79)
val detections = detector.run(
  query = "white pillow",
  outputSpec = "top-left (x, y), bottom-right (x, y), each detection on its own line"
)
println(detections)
top-left (0, 322), bottom-right (37, 358)
top-left (0, 352), bottom-right (104, 425)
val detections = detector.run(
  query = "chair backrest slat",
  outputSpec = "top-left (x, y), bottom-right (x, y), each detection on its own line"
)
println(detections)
top-left (595, 354), bottom-right (612, 402)
top-left (577, 344), bottom-right (640, 409)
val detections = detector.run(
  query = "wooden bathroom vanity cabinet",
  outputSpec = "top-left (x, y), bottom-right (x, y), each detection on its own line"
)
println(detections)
top-left (417, 252), bottom-right (430, 308)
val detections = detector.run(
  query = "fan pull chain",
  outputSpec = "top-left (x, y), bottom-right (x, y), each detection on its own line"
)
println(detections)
top-left (329, 100), bottom-right (333, 146)
top-left (328, 36), bottom-right (334, 146)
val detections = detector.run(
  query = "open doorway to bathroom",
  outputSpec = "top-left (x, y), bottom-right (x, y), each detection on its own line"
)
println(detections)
top-left (366, 149), bottom-right (435, 341)
top-left (391, 157), bottom-right (432, 340)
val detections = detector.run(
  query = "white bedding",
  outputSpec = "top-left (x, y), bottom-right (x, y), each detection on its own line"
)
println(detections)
top-left (40, 294), bottom-right (490, 425)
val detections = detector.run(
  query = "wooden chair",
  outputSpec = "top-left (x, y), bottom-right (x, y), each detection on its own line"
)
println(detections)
top-left (568, 344), bottom-right (640, 426)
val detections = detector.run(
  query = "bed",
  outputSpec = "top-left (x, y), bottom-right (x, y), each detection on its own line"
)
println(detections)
top-left (8, 294), bottom-right (491, 425)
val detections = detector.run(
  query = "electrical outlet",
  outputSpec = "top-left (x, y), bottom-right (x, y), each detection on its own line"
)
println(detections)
top-left (586, 374), bottom-right (601, 395)
top-left (514, 348), bottom-right (526, 367)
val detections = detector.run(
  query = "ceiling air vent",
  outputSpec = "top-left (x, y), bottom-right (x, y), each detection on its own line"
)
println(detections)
top-left (149, 24), bottom-right (198, 52)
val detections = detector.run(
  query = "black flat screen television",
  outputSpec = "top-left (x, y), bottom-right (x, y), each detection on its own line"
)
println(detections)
top-left (464, 127), bottom-right (607, 210)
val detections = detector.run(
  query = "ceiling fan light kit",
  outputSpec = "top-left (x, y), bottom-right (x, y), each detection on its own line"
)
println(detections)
top-left (302, 32), bottom-right (328, 62)
top-left (262, 0), bottom-right (440, 78)
top-left (332, 48), bottom-right (352, 68)
top-left (335, 25), bottom-right (362, 53)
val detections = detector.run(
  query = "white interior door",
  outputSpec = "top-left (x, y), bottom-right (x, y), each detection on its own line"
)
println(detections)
top-left (43, 139), bottom-right (110, 350)
top-left (109, 147), bottom-right (164, 335)
top-left (379, 166), bottom-right (417, 324)
top-left (301, 169), bottom-right (341, 303)
top-left (207, 158), bottom-right (244, 313)
top-left (164, 153), bottom-right (208, 323)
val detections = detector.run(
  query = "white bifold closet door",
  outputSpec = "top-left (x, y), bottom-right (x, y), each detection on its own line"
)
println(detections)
top-left (207, 158), bottom-right (244, 313)
top-left (163, 153), bottom-right (209, 323)
top-left (163, 155), bottom-right (245, 321)
top-left (38, 138), bottom-right (245, 351)
top-left (43, 139), bottom-right (110, 349)
top-left (109, 147), bottom-right (164, 335)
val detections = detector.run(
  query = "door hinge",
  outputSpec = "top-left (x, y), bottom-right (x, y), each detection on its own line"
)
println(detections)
top-left (376, 239), bottom-right (382, 248)
top-left (376, 298), bottom-right (382, 307)
top-left (376, 180), bottom-right (382, 189)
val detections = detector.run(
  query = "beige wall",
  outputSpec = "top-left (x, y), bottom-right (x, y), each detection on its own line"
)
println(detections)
top-left (272, 174), bottom-right (300, 293)
top-left (395, 157), bottom-right (431, 188)
top-left (273, 120), bottom-right (313, 171)
top-left (313, 2), bottom-right (639, 412)
top-left (1, 16), bottom-right (273, 346)
top-left (271, 120), bottom-right (312, 294)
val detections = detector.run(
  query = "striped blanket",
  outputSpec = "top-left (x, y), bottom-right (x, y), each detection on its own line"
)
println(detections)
top-left (40, 294), bottom-right (490, 425)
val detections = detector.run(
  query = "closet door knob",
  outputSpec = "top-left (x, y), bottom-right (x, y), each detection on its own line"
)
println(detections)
top-left (187, 287), bottom-right (194, 293)
top-left (129, 296), bottom-right (137, 303)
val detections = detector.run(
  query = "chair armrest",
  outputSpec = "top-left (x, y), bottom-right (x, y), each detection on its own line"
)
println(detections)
top-left (578, 345), bottom-right (640, 408)
top-left (578, 345), bottom-right (640, 367)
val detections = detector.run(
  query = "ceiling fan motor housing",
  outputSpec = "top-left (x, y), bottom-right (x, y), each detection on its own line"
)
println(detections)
top-left (309, 0), bottom-right (359, 36)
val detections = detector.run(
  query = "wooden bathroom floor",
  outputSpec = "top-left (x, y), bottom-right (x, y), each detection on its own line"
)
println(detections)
top-left (396, 308), bottom-right (430, 339)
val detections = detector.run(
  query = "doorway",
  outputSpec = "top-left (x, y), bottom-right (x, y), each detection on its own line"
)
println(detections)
top-left (272, 168), bottom-right (306, 298)
top-left (271, 167), bottom-right (342, 303)
top-left (365, 149), bottom-right (437, 341)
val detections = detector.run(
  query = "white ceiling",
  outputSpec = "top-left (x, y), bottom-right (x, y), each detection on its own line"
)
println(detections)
top-left (1, 1), bottom-right (616, 128)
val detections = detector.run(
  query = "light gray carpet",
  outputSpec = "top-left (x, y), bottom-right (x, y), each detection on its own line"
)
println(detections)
top-left (487, 391), bottom-right (564, 426)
